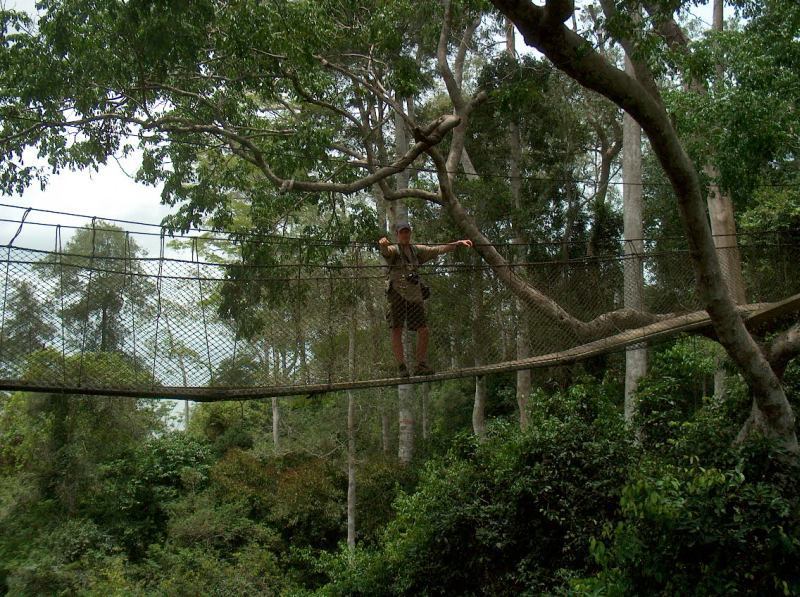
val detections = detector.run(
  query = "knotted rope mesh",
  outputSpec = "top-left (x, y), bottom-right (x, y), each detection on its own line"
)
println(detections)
top-left (0, 221), bottom-right (796, 400)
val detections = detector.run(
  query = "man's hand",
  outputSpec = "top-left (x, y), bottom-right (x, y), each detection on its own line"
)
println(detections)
top-left (378, 237), bottom-right (391, 247)
top-left (456, 239), bottom-right (473, 248)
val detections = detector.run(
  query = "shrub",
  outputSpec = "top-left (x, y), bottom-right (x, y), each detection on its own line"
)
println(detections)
top-left (321, 381), bottom-right (634, 595)
top-left (577, 450), bottom-right (800, 595)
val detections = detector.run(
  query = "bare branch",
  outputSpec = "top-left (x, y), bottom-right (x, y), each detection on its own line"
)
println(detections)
top-left (597, 0), bottom-right (665, 105)
top-left (284, 70), bottom-right (364, 129)
top-left (248, 114), bottom-right (461, 194)
top-left (454, 16), bottom-right (481, 89)
top-left (316, 56), bottom-right (417, 130)
top-left (438, 0), bottom-right (466, 112)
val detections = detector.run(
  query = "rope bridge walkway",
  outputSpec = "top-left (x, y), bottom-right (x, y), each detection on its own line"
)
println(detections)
top-left (0, 215), bottom-right (797, 401)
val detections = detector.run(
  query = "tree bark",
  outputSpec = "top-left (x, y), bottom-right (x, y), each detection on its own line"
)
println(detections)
top-left (472, 270), bottom-right (487, 438)
top-left (393, 97), bottom-right (415, 466)
top-left (473, 375), bottom-right (487, 438)
top-left (489, 0), bottom-right (797, 454)
top-left (381, 392), bottom-right (391, 455)
top-left (765, 323), bottom-right (800, 380)
top-left (432, 148), bottom-right (670, 340)
top-left (420, 382), bottom-right (430, 440)
top-left (271, 396), bottom-right (280, 452)
top-left (705, 0), bottom-right (746, 402)
top-left (164, 313), bottom-right (191, 428)
top-left (346, 309), bottom-right (356, 550)
top-left (622, 54), bottom-right (647, 425)
top-left (507, 18), bottom-right (532, 430)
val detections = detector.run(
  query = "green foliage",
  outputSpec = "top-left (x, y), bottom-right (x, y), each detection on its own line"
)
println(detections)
top-left (321, 382), bottom-right (633, 595)
top-left (741, 187), bottom-right (800, 238)
top-left (578, 453), bottom-right (800, 595)
top-left (635, 337), bottom-right (718, 450)
top-left (90, 432), bottom-right (213, 559)
top-left (353, 458), bottom-right (417, 546)
top-left (0, 281), bottom-right (55, 368)
top-left (140, 541), bottom-right (289, 596)
top-left (3, 517), bottom-right (121, 595)
top-left (1, 0), bottom-right (799, 594)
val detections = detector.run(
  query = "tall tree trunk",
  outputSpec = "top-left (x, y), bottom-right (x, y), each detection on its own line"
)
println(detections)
top-left (420, 382), bottom-right (430, 440)
top-left (368, 113), bottom-right (392, 456)
top-left (346, 309), bottom-right (357, 550)
top-left (473, 375), bottom-right (487, 438)
top-left (271, 397), bottom-right (280, 452)
top-left (164, 313), bottom-right (191, 428)
top-left (381, 391), bottom-right (391, 455)
top-left (706, 0), bottom-right (746, 400)
top-left (393, 97), bottom-right (415, 465)
top-left (622, 54), bottom-right (648, 425)
top-left (507, 17), bottom-right (531, 431)
top-left (472, 275), bottom-right (487, 438)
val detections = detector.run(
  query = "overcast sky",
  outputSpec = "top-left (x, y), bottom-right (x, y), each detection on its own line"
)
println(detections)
top-left (1, 0), bottom-right (716, 256)
top-left (1, 1), bottom-right (177, 257)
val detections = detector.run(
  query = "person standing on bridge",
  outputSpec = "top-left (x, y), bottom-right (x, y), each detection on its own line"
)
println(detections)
top-left (379, 222), bottom-right (473, 377)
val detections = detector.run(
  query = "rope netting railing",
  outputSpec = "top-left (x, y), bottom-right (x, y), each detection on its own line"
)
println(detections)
top-left (0, 220), bottom-right (797, 400)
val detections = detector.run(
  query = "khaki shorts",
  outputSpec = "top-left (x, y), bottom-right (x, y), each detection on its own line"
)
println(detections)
top-left (387, 287), bottom-right (427, 331)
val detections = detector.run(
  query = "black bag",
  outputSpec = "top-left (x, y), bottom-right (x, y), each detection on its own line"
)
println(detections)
top-left (421, 280), bottom-right (431, 300)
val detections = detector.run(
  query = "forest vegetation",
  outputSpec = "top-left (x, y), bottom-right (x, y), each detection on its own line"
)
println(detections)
top-left (1, 0), bottom-right (799, 594)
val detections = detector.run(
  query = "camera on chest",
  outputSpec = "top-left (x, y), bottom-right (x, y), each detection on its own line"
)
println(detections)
top-left (404, 272), bottom-right (421, 285)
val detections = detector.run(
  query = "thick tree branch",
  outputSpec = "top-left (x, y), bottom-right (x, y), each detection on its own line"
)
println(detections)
top-left (766, 323), bottom-right (800, 379)
top-left (641, 1), bottom-right (692, 52)
top-left (543, 0), bottom-right (574, 27)
top-left (355, 95), bottom-right (443, 206)
top-left (429, 145), bottom-right (673, 340)
top-left (8, 108), bottom-right (458, 199)
top-left (597, 0), bottom-right (665, 105)
top-left (248, 114), bottom-right (460, 194)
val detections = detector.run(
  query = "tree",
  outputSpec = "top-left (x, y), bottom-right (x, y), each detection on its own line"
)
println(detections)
top-left (36, 223), bottom-right (152, 354)
top-left (489, 0), bottom-right (798, 453)
top-left (4, 0), bottom-right (797, 452)
top-left (0, 351), bottom-right (164, 514)
top-left (622, 52), bottom-right (647, 426)
top-left (0, 280), bottom-right (55, 370)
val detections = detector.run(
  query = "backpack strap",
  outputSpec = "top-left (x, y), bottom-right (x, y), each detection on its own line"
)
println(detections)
top-left (392, 245), bottom-right (419, 273)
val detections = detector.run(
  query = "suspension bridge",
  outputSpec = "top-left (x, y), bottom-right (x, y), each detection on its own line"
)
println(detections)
top-left (0, 208), bottom-right (797, 401)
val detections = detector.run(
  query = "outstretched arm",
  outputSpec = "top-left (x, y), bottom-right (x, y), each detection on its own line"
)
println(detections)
top-left (441, 239), bottom-right (473, 253)
top-left (416, 239), bottom-right (473, 263)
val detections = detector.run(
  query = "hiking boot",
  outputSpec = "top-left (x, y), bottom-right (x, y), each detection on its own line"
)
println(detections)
top-left (397, 362), bottom-right (409, 378)
top-left (414, 362), bottom-right (434, 376)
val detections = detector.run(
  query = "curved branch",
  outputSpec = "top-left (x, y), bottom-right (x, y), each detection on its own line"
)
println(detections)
top-left (454, 16), bottom-right (481, 90)
top-left (543, 0), bottom-right (574, 27)
top-left (597, 0), bottom-right (665, 105)
top-left (438, 0), bottom-right (466, 112)
top-left (248, 114), bottom-right (460, 194)
top-left (429, 145), bottom-right (674, 340)
top-left (5, 109), bottom-right (459, 199)
top-left (766, 323), bottom-right (800, 379)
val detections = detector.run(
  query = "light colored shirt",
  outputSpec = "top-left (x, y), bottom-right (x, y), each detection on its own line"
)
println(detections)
top-left (380, 243), bottom-right (449, 303)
